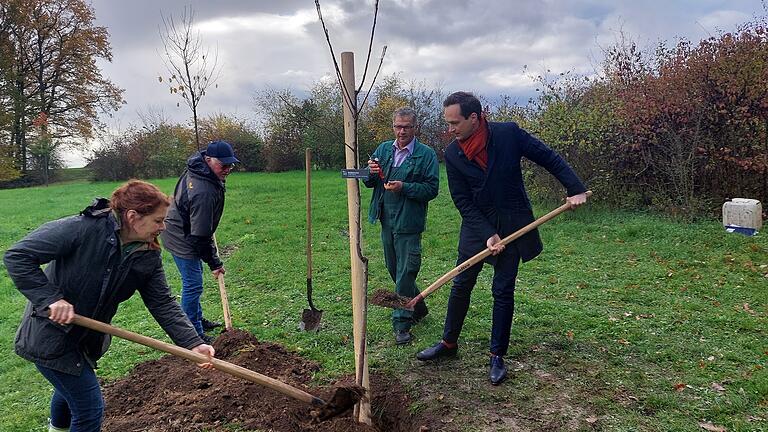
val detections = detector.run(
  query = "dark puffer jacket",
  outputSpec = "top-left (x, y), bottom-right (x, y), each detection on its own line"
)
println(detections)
top-left (160, 151), bottom-right (225, 270)
top-left (4, 199), bottom-right (203, 376)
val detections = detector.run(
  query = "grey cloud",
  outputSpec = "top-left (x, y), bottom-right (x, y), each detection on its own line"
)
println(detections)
top-left (88, 0), bottom-right (766, 127)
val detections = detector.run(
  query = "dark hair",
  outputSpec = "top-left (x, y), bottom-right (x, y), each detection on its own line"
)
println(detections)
top-left (110, 180), bottom-right (170, 217)
top-left (443, 91), bottom-right (482, 119)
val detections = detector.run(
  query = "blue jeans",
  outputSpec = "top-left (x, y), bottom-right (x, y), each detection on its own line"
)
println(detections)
top-left (442, 247), bottom-right (521, 357)
top-left (36, 363), bottom-right (103, 432)
top-left (172, 255), bottom-right (205, 335)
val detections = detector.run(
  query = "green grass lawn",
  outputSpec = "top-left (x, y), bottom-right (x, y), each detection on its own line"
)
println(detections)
top-left (0, 169), bottom-right (766, 431)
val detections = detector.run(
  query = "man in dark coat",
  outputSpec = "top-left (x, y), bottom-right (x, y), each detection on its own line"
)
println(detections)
top-left (161, 140), bottom-right (239, 343)
top-left (415, 91), bottom-right (588, 385)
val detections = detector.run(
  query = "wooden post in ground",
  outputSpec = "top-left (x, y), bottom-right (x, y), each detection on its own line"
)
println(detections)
top-left (340, 51), bottom-right (372, 425)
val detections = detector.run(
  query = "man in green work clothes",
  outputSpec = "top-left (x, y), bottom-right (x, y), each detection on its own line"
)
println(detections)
top-left (365, 106), bottom-right (440, 345)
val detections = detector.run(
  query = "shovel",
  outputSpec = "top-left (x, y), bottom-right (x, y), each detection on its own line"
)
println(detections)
top-left (301, 148), bottom-right (323, 331)
top-left (371, 191), bottom-right (593, 310)
top-left (212, 234), bottom-right (233, 331)
top-left (65, 313), bottom-right (362, 421)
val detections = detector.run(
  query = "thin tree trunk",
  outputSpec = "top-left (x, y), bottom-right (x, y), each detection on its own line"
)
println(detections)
top-left (193, 102), bottom-right (200, 149)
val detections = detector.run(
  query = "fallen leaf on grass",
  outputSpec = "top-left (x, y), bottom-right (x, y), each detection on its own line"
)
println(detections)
top-left (617, 339), bottom-right (630, 345)
top-left (566, 330), bottom-right (574, 341)
top-left (711, 383), bottom-right (726, 392)
top-left (673, 382), bottom-right (686, 392)
top-left (698, 422), bottom-right (727, 431)
top-left (585, 416), bottom-right (598, 424)
top-left (743, 303), bottom-right (756, 315)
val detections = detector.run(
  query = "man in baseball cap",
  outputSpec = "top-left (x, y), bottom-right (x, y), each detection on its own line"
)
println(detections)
top-left (160, 140), bottom-right (238, 343)
top-left (205, 140), bottom-right (240, 166)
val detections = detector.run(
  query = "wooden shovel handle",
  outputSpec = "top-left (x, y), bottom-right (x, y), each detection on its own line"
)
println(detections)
top-left (406, 191), bottom-right (592, 308)
top-left (212, 234), bottom-right (233, 331)
top-left (306, 148), bottom-right (313, 282)
top-left (216, 273), bottom-right (233, 331)
top-left (70, 314), bottom-right (325, 407)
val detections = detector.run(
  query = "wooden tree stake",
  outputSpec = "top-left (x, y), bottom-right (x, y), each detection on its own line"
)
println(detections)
top-left (340, 51), bottom-right (372, 425)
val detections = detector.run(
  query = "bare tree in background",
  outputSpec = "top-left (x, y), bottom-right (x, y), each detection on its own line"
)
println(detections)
top-left (159, 7), bottom-right (219, 150)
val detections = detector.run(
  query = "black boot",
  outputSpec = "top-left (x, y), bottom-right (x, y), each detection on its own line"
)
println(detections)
top-left (489, 355), bottom-right (507, 385)
top-left (202, 318), bottom-right (223, 331)
top-left (395, 330), bottom-right (413, 345)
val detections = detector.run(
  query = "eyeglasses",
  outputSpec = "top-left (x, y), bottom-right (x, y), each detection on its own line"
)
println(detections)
top-left (215, 160), bottom-right (234, 170)
top-left (392, 125), bottom-right (414, 130)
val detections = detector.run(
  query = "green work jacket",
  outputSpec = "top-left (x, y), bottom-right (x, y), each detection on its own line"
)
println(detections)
top-left (364, 139), bottom-right (439, 234)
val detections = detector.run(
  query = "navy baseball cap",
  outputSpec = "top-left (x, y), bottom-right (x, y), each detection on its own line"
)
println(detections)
top-left (206, 140), bottom-right (240, 164)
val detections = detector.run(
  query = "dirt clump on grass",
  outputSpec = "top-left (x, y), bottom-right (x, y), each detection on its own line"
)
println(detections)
top-left (102, 329), bottom-right (428, 432)
top-left (369, 289), bottom-right (412, 309)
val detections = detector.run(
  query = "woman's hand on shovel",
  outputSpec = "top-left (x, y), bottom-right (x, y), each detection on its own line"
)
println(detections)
top-left (47, 299), bottom-right (75, 324)
top-left (192, 344), bottom-right (216, 369)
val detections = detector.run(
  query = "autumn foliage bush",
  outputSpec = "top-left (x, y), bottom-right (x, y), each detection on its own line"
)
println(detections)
top-left (89, 115), bottom-right (263, 181)
top-left (520, 19), bottom-right (768, 217)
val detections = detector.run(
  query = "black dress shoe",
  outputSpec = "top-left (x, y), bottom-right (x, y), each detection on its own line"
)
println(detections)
top-left (395, 330), bottom-right (413, 345)
top-left (412, 301), bottom-right (429, 323)
top-left (202, 318), bottom-right (223, 331)
top-left (489, 355), bottom-right (507, 385)
top-left (416, 342), bottom-right (457, 361)
top-left (200, 334), bottom-right (215, 345)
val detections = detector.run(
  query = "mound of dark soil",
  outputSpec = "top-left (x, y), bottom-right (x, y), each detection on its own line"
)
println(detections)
top-left (102, 329), bottom-right (429, 432)
top-left (369, 289), bottom-right (412, 309)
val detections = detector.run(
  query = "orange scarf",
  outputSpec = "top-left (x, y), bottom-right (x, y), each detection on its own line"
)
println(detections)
top-left (458, 115), bottom-right (488, 170)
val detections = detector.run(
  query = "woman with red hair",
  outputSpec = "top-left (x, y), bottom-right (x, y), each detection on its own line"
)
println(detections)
top-left (4, 180), bottom-right (215, 432)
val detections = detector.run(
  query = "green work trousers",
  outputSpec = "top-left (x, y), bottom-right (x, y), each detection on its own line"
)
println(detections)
top-left (380, 223), bottom-right (422, 331)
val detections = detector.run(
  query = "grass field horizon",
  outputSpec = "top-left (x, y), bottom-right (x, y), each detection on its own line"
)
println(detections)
top-left (0, 169), bottom-right (766, 431)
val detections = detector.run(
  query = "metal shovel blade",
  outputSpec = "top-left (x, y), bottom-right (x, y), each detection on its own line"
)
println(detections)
top-left (300, 307), bottom-right (323, 331)
top-left (300, 277), bottom-right (323, 331)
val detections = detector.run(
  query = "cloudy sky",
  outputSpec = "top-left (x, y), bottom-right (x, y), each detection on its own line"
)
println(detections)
top-left (72, 0), bottom-right (765, 166)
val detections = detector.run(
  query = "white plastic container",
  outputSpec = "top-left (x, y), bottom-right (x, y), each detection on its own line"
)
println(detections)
top-left (722, 198), bottom-right (762, 231)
